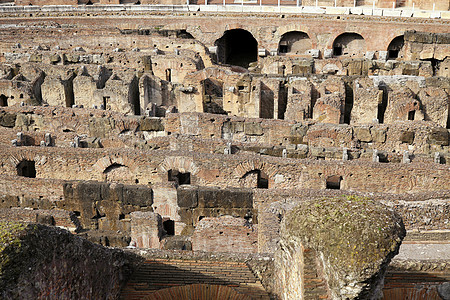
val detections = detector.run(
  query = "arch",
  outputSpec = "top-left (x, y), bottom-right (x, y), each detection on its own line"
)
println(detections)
top-left (332, 33), bottom-right (366, 57)
top-left (278, 31), bottom-right (312, 55)
top-left (214, 29), bottom-right (258, 68)
top-left (142, 284), bottom-right (252, 300)
top-left (103, 163), bottom-right (134, 184)
top-left (159, 157), bottom-right (199, 176)
top-left (387, 35), bottom-right (404, 60)
top-left (241, 169), bottom-right (269, 189)
top-left (17, 160), bottom-right (36, 178)
top-left (93, 156), bottom-right (138, 177)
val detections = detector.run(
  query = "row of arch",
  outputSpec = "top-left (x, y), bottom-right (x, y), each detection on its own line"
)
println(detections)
top-left (214, 29), bottom-right (405, 67)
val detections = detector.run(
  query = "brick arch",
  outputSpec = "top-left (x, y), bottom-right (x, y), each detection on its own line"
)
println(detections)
top-left (9, 152), bottom-right (40, 168)
top-left (275, 25), bottom-right (317, 49)
top-left (142, 284), bottom-right (252, 300)
top-left (326, 31), bottom-right (366, 50)
top-left (159, 156), bottom-right (199, 175)
top-left (233, 160), bottom-right (278, 179)
top-left (92, 155), bottom-right (138, 174)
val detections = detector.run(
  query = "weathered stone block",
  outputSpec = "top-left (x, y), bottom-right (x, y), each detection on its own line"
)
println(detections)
top-left (354, 127), bottom-right (372, 142)
top-left (0, 112), bottom-right (17, 128)
top-left (400, 131), bottom-right (415, 144)
top-left (140, 117), bottom-right (164, 131)
top-left (371, 128), bottom-right (386, 143)
top-left (177, 186), bottom-right (198, 208)
top-left (244, 122), bottom-right (263, 136)
top-left (89, 117), bottom-right (115, 138)
top-left (428, 128), bottom-right (449, 146)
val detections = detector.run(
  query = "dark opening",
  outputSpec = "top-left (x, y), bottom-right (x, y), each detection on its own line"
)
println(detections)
top-left (86, 0), bottom-right (93, 4)
top-left (278, 82), bottom-right (287, 119)
top-left (387, 36), bottom-right (404, 60)
top-left (119, 213), bottom-right (125, 220)
top-left (388, 50), bottom-right (399, 59)
top-left (178, 30), bottom-right (194, 39)
top-left (215, 29), bottom-right (258, 68)
top-left (73, 211), bottom-right (81, 217)
top-left (165, 69), bottom-right (171, 82)
top-left (260, 83), bottom-right (274, 119)
top-left (135, 0), bottom-right (141, 4)
top-left (377, 86), bottom-right (388, 123)
top-left (343, 81), bottom-right (353, 124)
top-left (326, 175), bottom-right (342, 189)
top-left (408, 110), bottom-right (415, 120)
top-left (333, 46), bottom-right (342, 56)
top-left (257, 172), bottom-right (269, 189)
top-left (202, 78), bottom-right (226, 115)
top-left (279, 45), bottom-right (288, 53)
top-left (17, 160), bottom-right (36, 178)
top-left (168, 169), bottom-right (191, 185)
top-left (163, 219), bottom-right (175, 236)
top-left (0, 95), bottom-right (7, 107)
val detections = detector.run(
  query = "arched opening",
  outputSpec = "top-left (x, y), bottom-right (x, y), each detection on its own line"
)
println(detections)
top-left (215, 29), bottom-right (258, 68)
top-left (408, 110), bottom-right (415, 120)
top-left (202, 78), bottom-right (226, 114)
top-left (168, 169), bottom-right (191, 185)
top-left (163, 219), bottom-right (175, 236)
top-left (104, 163), bottom-right (133, 184)
top-left (326, 175), bottom-right (342, 189)
top-left (178, 30), bottom-right (194, 39)
top-left (17, 160), bottom-right (36, 178)
top-left (0, 95), bottom-right (7, 107)
top-left (241, 169), bottom-right (269, 189)
top-left (278, 31), bottom-right (312, 55)
top-left (387, 36), bottom-right (404, 60)
top-left (333, 33), bottom-right (366, 57)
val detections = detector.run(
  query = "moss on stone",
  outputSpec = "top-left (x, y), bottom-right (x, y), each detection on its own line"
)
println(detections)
top-left (282, 195), bottom-right (406, 298)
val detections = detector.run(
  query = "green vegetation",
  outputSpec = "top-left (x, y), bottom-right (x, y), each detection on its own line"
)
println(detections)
top-left (283, 195), bottom-right (405, 274)
top-left (0, 222), bottom-right (26, 273)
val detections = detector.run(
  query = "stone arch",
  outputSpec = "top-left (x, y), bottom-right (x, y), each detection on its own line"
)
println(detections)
top-left (214, 29), bottom-right (258, 68)
top-left (9, 153), bottom-right (43, 177)
top-left (103, 163), bottom-right (134, 184)
top-left (234, 161), bottom-right (278, 188)
top-left (141, 284), bottom-right (252, 300)
top-left (332, 32), bottom-right (366, 57)
top-left (278, 31), bottom-right (312, 55)
top-left (387, 35), bottom-right (405, 60)
top-left (93, 156), bottom-right (138, 180)
top-left (159, 156), bottom-right (199, 176)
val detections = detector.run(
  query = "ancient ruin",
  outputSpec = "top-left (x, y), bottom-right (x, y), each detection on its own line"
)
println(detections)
top-left (0, 1), bottom-right (448, 299)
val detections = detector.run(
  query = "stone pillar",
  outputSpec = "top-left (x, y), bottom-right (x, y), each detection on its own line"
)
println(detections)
top-left (130, 211), bottom-right (163, 249)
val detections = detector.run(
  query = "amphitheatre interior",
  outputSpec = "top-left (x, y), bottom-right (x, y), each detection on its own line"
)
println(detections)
top-left (0, 0), bottom-right (448, 299)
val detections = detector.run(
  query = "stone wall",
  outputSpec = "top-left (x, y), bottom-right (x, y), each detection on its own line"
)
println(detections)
top-left (0, 223), bottom-right (138, 299)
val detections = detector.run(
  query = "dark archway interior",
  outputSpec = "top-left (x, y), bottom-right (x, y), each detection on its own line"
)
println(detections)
top-left (326, 175), bottom-right (342, 189)
top-left (215, 29), bottom-right (257, 68)
top-left (0, 95), bottom-right (7, 107)
top-left (278, 31), bottom-right (311, 55)
top-left (17, 160), bottom-right (36, 178)
top-left (163, 219), bottom-right (175, 236)
top-left (333, 33), bottom-right (365, 57)
top-left (168, 169), bottom-right (191, 185)
top-left (388, 36), bottom-right (404, 60)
